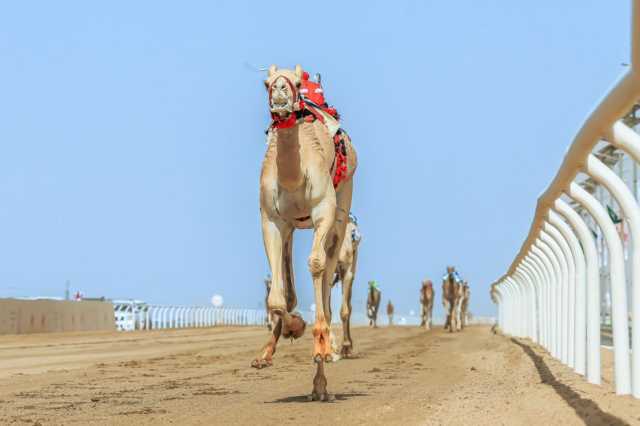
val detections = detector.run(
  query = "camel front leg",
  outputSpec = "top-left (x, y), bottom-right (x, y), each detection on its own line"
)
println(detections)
top-left (252, 215), bottom-right (291, 369)
top-left (443, 299), bottom-right (451, 331)
top-left (308, 196), bottom-right (336, 364)
top-left (421, 302), bottom-right (428, 330)
top-left (453, 299), bottom-right (461, 332)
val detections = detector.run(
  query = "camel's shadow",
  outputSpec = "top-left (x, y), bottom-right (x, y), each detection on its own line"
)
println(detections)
top-left (338, 354), bottom-right (364, 361)
top-left (266, 392), bottom-right (368, 404)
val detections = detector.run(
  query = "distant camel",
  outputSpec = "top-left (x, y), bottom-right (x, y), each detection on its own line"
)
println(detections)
top-left (367, 282), bottom-right (381, 328)
top-left (442, 266), bottom-right (463, 332)
top-left (420, 280), bottom-right (434, 330)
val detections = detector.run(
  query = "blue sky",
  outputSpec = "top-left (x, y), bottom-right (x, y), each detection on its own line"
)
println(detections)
top-left (0, 1), bottom-right (630, 317)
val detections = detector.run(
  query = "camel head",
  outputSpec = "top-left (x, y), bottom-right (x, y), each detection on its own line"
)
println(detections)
top-left (264, 64), bottom-right (303, 118)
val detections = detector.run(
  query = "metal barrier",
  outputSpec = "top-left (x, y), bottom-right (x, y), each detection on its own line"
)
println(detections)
top-left (113, 302), bottom-right (495, 331)
top-left (112, 303), bottom-right (269, 331)
top-left (491, 0), bottom-right (640, 397)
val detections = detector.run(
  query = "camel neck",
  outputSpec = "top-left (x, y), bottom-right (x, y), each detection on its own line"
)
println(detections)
top-left (275, 126), bottom-right (304, 191)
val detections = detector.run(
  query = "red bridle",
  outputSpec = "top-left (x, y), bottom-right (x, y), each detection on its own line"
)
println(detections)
top-left (268, 75), bottom-right (304, 129)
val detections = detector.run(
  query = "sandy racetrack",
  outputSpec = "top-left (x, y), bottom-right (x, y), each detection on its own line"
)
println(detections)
top-left (0, 325), bottom-right (639, 425)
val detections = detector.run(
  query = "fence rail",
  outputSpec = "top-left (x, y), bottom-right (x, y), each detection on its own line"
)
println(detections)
top-left (113, 303), bottom-right (495, 331)
top-left (491, 0), bottom-right (640, 398)
top-left (113, 303), bottom-right (269, 331)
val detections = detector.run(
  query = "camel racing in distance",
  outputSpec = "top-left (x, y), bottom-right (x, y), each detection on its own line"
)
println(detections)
top-left (7, 3), bottom-right (640, 424)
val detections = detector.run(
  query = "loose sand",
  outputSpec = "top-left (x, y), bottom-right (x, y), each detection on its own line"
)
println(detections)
top-left (0, 325), bottom-right (638, 425)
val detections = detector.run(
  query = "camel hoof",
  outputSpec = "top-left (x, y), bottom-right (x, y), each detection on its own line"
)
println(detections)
top-left (309, 392), bottom-right (334, 402)
top-left (340, 344), bottom-right (353, 358)
top-left (314, 354), bottom-right (323, 364)
top-left (324, 354), bottom-right (333, 363)
top-left (251, 358), bottom-right (272, 369)
top-left (282, 313), bottom-right (306, 339)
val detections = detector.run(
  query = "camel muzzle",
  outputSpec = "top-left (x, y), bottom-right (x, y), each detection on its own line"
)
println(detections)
top-left (270, 98), bottom-right (293, 116)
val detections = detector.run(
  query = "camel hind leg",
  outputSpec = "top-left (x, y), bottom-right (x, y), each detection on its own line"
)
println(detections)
top-left (339, 258), bottom-right (356, 357)
top-left (281, 231), bottom-right (306, 340)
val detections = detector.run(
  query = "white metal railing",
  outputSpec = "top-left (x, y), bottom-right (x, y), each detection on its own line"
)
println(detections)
top-left (112, 303), bottom-right (270, 331)
top-left (491, 0), bottom-right (640, 397)
top-left (113, 302), bottom-right (495, 332)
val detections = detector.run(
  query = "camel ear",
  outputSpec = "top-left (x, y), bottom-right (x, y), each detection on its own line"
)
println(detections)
top-left (264, 80), bottom-right (270, 90)
top-left (268, 64), bottom-right (277, 77)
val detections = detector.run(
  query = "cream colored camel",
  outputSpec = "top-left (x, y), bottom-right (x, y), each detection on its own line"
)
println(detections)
top-left (442, 267), bottom-right (462, 333)
top-left (367, 284), bottom-right (381, 328)
top-left (331, 216), bottom-right (361, 357)
top-left (254, 65), bottom-right (357, 401)
top-left (420, 279), bottom-right (434, 330)
top-left (460, 281), bottom-right (470, 330)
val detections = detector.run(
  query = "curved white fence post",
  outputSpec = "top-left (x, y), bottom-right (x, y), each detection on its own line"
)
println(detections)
top-left (511, 277), bottom-right (525, 337)
top-left (529, 250), bottom-right (553, 351)
top-left (527, 254), bottom-right (549, 349)
top-left (510, 275), bottom-right (525, 337)
top-left (515, 277), bottom-right (527, 337)
top-left (494, 286), bottom-right (503, 330)
top-left (544, 222), bottom-right (575, 368)
top-left (143, 306), bottom-right (150, 330)
top-left (555, 198), bottom-right (596, 381)
top-left (176, 307), bottom-right (183, 328)
top-left (171, 307), bottom-right (178, 328)
top-left (569, 182), bottom-right (631, 395)
top-left (161, 306), bottom-right (168, 329)
top-left (540, 233), bottom-right (568, 364)
top-left (522, 259), bottom-right (542, 343)
top-left (502, 277), bottom-right (515, 335)
top-left (548, 209), bottom-right (584, 374)
top-left (531, 247), bottom-right (554, 352)
top-left (536, 240), bottom-right (562, 359)
top-left (506, 279), bottom-right (518, 336)
top-left (517, 266), bottom-right (535, 340)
